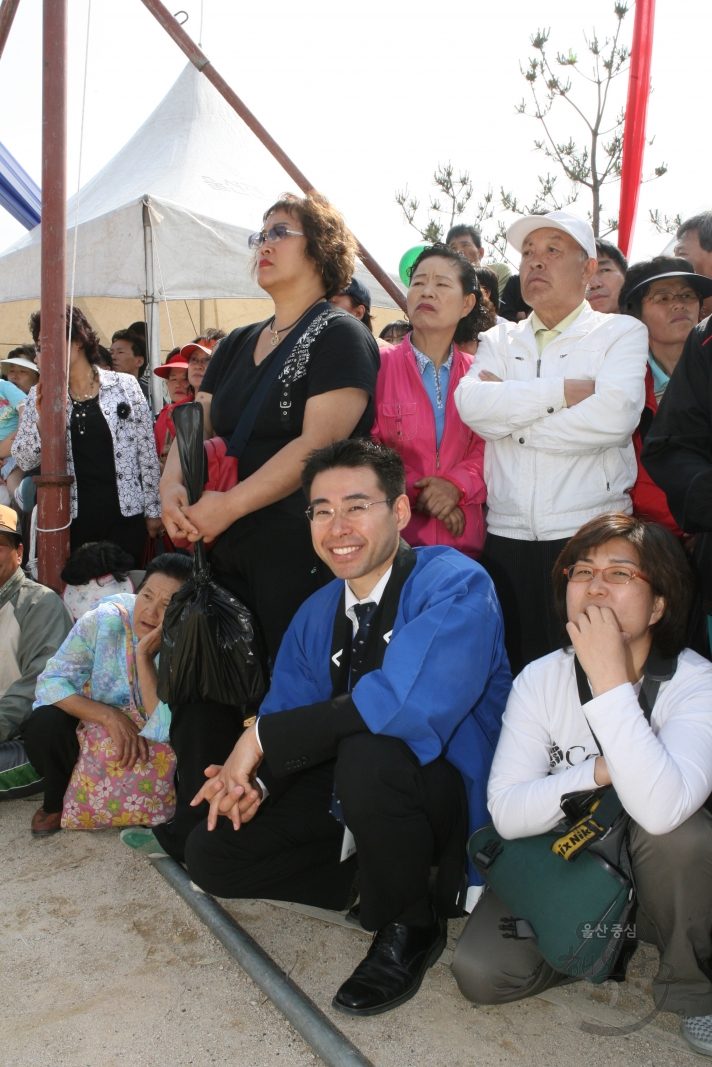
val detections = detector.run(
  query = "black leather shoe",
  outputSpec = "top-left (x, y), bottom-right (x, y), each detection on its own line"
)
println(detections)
top-left (332, 913), bottom-right (446, 1016)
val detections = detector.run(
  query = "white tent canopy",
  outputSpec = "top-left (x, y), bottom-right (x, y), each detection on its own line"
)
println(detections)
top-left (0, 63), bottom-right (401, 407)
top-left (0, 63), bottom-right (401, 307)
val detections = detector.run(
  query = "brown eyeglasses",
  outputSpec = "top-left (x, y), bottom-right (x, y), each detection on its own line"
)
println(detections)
top-left (564, 565), bottom-right (650, 585)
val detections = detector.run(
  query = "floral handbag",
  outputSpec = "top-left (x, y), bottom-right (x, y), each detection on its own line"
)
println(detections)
top-left (61, 605), bottom-right (176, 830)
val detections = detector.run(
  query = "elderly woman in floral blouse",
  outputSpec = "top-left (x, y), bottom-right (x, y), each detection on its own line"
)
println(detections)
top-left (21, 554), bottom-right (192, 836)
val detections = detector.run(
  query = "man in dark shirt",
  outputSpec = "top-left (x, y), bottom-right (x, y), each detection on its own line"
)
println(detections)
top-left (642, 315), bottom-right (712, 649)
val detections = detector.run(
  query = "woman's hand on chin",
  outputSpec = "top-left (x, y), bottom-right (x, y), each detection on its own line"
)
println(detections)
top-left (566, 605), bottom-right (630, 697)
top-left (136, 623), bottom-right (162, 660)
top-left (182, 491), bottom-right (238, 543)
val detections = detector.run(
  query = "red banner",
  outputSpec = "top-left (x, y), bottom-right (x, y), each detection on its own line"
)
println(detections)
top-left (617, 0), bottom-right (656, 257)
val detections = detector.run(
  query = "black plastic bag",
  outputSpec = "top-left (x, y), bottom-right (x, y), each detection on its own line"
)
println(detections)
top-left (157, 402), bottom-right (269, 715)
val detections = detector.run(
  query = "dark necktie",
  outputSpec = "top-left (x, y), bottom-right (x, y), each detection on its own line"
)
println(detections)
top-left (350, 600), bottom-right (377, 688)
top-left (331, 600), bottom-right (378, 828)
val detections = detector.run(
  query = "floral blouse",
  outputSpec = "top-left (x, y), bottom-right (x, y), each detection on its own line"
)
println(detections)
top-left (34, 595), bottom-right (169, 734)
top-left (12, 368), bottom-right (161, 520)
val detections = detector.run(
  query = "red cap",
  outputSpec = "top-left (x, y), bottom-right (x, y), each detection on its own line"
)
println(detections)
top-left (153, 351), bottom-right (191, 379)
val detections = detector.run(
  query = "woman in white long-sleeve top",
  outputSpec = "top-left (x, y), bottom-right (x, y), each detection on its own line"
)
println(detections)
top-left (12, 307), bottom-right (162, 567)
top-left (451, 513), bottom-right (712, 1058)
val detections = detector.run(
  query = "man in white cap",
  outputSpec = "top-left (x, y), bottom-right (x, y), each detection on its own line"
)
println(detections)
top-left (455, 210), bottom-right (648, 675)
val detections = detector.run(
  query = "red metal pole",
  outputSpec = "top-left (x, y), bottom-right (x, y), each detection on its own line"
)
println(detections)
top-left (0, 0), bottom-right (21, 61)
top-left (140, 0), bottom-right (407, 312)
top-left (35, 0), bottom-right (72, 592)
top-left (617, 0), bottom-right (656, 257)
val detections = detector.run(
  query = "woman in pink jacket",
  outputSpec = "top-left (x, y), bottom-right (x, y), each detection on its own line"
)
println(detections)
top-left (372, 243), bottom-right (490, 558)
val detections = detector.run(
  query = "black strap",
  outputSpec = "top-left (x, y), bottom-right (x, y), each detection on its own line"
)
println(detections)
top-left (574, 647), bottom-right (678, 800)
top-left (224, 302), bottom-right (330, 460)
top-left (329, 540), bottom-right (418, 697)
top-left (574, 648), bottom-right (677, 735)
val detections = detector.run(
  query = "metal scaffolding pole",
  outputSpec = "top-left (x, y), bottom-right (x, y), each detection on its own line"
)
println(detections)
top-left (140, 0), bottom-right (406, 313)
top-left (35, 0), bottom-right (72, 593)
top-left (0, 0), bottom-right (21, 61)
top-left (143, 198), bottom-right (163, 414)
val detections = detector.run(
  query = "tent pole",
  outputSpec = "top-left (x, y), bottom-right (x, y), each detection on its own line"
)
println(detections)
top-left (35, 0), bottom-right (72, 594)
top-left (143, 198), bottom-right (163, 414)
top-left (140, 0), bottom-right (407, 313)
top-left (0, 0), bottom-right (21, 62)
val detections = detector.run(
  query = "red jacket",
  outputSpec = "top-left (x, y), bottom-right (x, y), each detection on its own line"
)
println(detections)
top-left (371, 335), bottom-right (486, 558)
top-left (631, 366), bottom-right (682, 536)
top-left (154, 396), bottom-right (192, 461)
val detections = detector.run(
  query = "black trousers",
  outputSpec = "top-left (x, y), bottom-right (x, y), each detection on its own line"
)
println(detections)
top-left (210, 512), bottom-right (330, 663)
top-left (70, 510), bottom-right (147, 569)
top-left (152, 701), bottom-right (245, 862)
top-left (21, 705), bottom-right (80, 813)
top-left (479, 532), bottom-right (569, 677)
top-left (185, 733), bottom-right (468, 932)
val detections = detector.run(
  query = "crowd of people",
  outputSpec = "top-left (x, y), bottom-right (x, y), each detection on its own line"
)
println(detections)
top-left (2, 196), bottom-right (712, 1054)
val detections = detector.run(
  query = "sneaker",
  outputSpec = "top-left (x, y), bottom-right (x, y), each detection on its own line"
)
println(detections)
top-left (119, 827), bottom-right (168, 857)
top-left (682, 1015), bottom-right (712, 1057)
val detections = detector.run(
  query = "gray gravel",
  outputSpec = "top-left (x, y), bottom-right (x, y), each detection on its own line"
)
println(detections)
top-left (0, 797), bottom-right (699, 1066)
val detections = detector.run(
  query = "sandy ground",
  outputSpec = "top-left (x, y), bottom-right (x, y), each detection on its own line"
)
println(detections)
top-left (0, 796), bottom-right (702, 1067)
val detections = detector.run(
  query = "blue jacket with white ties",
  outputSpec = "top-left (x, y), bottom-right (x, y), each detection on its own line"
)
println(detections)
top-left (259, 544), bottom-right (512, 889)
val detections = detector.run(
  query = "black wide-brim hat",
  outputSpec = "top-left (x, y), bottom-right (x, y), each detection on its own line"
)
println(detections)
top-left (623, 270), bottom-right (712, 304)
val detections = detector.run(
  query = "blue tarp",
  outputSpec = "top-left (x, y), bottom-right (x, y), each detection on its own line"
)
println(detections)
top-left (0, 141), bottom-right (41, 230)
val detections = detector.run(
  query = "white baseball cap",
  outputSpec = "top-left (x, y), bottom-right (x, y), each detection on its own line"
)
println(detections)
top-left (507, 210), bottom-right (597, 260)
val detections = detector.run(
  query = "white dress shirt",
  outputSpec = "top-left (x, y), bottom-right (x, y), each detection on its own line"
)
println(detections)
top-left (344, 566), bottom-right (392, 635)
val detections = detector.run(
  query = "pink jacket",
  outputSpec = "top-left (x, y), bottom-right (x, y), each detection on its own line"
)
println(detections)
top-left (372, 335), bottom-right (486, 558)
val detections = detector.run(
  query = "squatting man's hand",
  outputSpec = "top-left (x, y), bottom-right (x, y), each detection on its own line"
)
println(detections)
top-left (191, 722), bottom-right (265, 831)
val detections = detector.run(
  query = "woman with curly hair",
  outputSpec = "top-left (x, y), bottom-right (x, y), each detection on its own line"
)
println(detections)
top-left (153, 193), bottom-right (380, 864)
top-left (12, 306), bottom-right (162, 566)
top-left (160, 192), bottom-right (380, 661)
top-left (372, 244), bottom-right (491, 558)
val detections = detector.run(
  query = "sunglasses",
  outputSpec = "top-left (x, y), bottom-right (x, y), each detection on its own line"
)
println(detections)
top-left (248, 224), bottom-right (304, 250)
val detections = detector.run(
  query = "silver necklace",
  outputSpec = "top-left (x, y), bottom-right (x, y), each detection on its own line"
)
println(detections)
top-left (70, 366), bottom-right (98, 402)
top-left (268, 298), bottom-right (324, 346)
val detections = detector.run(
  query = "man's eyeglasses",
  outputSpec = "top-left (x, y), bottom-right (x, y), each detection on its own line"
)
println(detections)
top-left (564, 565), bottom-right (650, 585)
top-left (643, 289), bottom-right (700, 306)
top-left (306, 499), bottom-right (392, 524)
top-left (248, 224), bottom-right (305, 250)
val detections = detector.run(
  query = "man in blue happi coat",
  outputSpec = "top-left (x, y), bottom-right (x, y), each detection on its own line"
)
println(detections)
top-left (187, 439), bottom-right (511, 1016)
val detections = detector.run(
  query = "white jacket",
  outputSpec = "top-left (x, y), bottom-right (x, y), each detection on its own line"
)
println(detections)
top-left (454, 305), bottom-right (649, 540)
top-left (12, 369), bottom-right (161, 520)
top-left (488, 647), bottom-right (712, 839)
